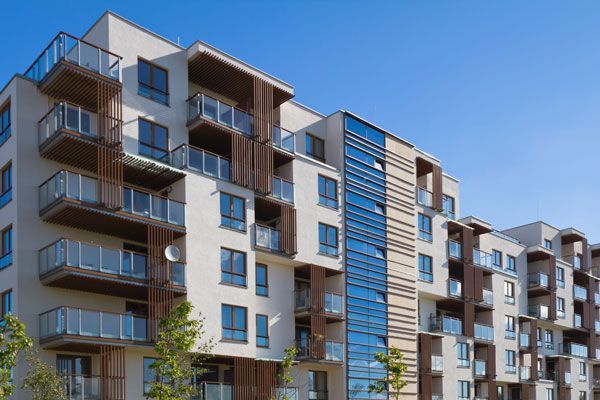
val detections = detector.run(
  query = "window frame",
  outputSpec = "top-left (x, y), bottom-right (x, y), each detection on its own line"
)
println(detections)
top-left (505, 350), bottom-right (516, 373)
top-left (504, 315), bottom-right (516, 339)
top-left (458, 380), bottom-right (470, 400)
top-left (503, 281), bottom-right (515, 304)
top-left (457, 342), bottom-right (470, 367)
top-left (579, 361), bottom-right (586, 381)
top-left (255, 263), bottom-right (269, 297)
top-left (1, 289), bottom-right (12, 319)
top-left (557, 297), bottom-right (565, 319)
top-left (138, 118), bottom-right (169, 161)
top-left (0, 102), bottom-right (11, 145)
top-left (221, 304), bottom-right (248, 342)
top-left (492, 249), bottom-right (503, 269)
top-left (220, 248), bottom-right (247, 287)
top-left (418, 213), bottom-right (432, 241)
top-left (219, 192), bottom-right (246, 231)
top-left (506, 255), bottom-right (516, 273)
top-left (418, 253), bottom-right (433, 282)
top-left (143, 357), bottom-right (160, 395)
top-left (306, 133), bottom-right (325, 161)
top-left (442, 194), bottom-right (455, 219)
top-left (544, 329), bottom-right (554, 349)
top-left (137, 58), bottom-right (169, 105)
top-left (256, 314), bottom-right (270, 348)
top-left (544, 239), bottom-right (553, 250)
top-left (318, 175), bottom-right (338, 209)
top-left (318, 222), bottom-right (338, 256)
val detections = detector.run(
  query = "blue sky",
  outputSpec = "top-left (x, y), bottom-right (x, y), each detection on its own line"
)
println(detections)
top-left (3, 1), bottom-right (600, 241)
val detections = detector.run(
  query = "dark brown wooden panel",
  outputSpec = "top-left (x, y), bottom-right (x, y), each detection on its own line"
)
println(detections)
top-left (463, 302), bottom-right (474, 337)
top-left (462, 226), bottom-right (474, 264)
top-left (255, 360), bottom-right (277, 400)
top-left (463, 263), bottom-right (474, 301)
top-left (548, 255), bottom-right (556, 290)
top-left (432, 164), bottom-right (443, 211)
top-left (549, 291), bottom-right (557, 320)
top-left (310, 314), bottom-right (326, 359)
top-left (148, 226), bottom-right (175, 341)
top-left (281, 205), bottom-right (297, 255)
top-left (473, 268), bottom-right (483, 302)
top-left (530, 319), bottom-right (538, 380)
top-left (418, 333), bottom-right (432, 372)
top-left (310, 265), bottom-right (326, 314)
top-left (253, 141), bottom-right (273, 195)
top-left (253, 77), bottom-right (273, 144)
top-left (231, 134), bottom-right (253, 188)
top-left (100, 345), bottom-right (126, 400)
top-left (234, 357), bottom-right (256, 400)
top-left (487, 344), bottom-right (496, 377)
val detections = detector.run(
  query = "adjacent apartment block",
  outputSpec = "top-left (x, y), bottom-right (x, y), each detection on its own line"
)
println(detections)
top-left (0, 10), bottom-right (597, 400)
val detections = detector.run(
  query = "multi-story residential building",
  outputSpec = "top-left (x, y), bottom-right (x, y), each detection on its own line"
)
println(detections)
top-left (1, 10), bottom-right (599, 400)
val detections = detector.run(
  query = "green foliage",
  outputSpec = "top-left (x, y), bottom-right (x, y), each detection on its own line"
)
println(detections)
top-left (146, 301), bottom-right (214, 400)
top-left (21, 351), bottom-right (67, 400)
top-left (0, 314), bottom-right (33, 399)
top-left (368, 347), bottom-right (408, 400)
top-left (274, 347), bottom-right (298, 400)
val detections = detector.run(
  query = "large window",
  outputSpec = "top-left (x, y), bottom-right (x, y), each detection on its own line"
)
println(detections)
top-left (418, 254), bottom-right (433, 282)
top-left (458, 381), bottom-right (470, 400)
top-left (1, 289), bottom-right (11, 319)
top-left (138, 59), bottom-right (169, 105)
top-left (504, 315), bottom-right (516, 339)
top-left (442, 194), bottom-right (455, 219)
top-left (556, 266), bottom-right (565, 288)
top-left (318, 223), bottom-right (338, 256)
top-left (546, 388), bottom-right (554, 400)
top-left (256, 264), bottom-right (268, 296)
top-left (221, 248), bottom-right (246, 286)
top-left (579, 391), bottom-right (586, 400)
top-left (505, 350), bottom-right (516, 373)
top-left (222, 304), bottom-right (247, 341)
top-left (579, 361), bottom-right (586, 381)
top-left (557, 297), bottom-right (565, 319)
top-left (0, 162), bottom-right (11, 207)
top-left (492, 250), bottom-right (502, 269)
top-left (318, 175), bottom-right (338, 208)
top-left (506, 255), bottom-right (516, 274)
top-left (138, 119), bottom-right (168, 161)
top-left (457, 342), bottom-right (469, 367)
top-left (544, 329), bottom-right (554, 349)
top-left (0, 102), bottom-right (10, 145)
top-left (306, 133), bottom-right (325, 161)
top-left (418, 213), bottom-right (432, 241)
top-left (143, 358), bottom-right (159, 394)
top-left (256, 314), bottom-right (269, 348)
top-left (504, 281), bottom-right (515, 304)
top-left (308, 371), bottom-right (328, 399)
top-left (0, 225), bottom-right (12, 270)
top-left (220, 193), bottom-right (246, 231)
top-left (544, 239), bottom-right (553, 250)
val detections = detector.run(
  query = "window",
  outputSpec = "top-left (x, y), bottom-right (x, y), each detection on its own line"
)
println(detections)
top-left (497, 386), bottom-right (504, 400)
top-left (256, 314), bottom-right (269, 347)
top-left (318, 223), bottom-right (338, 256)
top-left (442, 194), bottom-right (455, 219)
top-left (306, 133), bottom-right (325, 161)
top-left (138, 59), bottom-right (169, 104)
top-left (505, 350), bottom-right (516, 373)
top-left (506, 255), bottom-right (516, 274)
top-left (557, 297), bottom-right (565, 319)
top-left (1, 289), bottom-right (11, 319)
top-left (544, 329), bottom-right (553, 349)
top-left (579, 392), bottom-right (586, 400)
top-left (308, 371), bottom-right (327, 399)
top-left (0, 226), bottom-right (12, 270)
top-left (221, 248), bottom-right (246, 286)
top-left (376, 336), bottom-right (387, 347)
top-left (579, 361), bottom-right (586, 381)
top-left (418, 213), bottom-right (432, 241)
top-left (143, 358), bottom-right (159, 394)
top-left (503, 281), bottom-right (515, 304)
top-left (457, 342), bottom-right (470, 367)
top-left (222, 304), bottom-right (247, 341)
top-left (556, 266), bottom-right (565, 288)
top-left (318, 175), bottom-right (338, 208)
top-left (418, 254), bottom-right (433, 282)
top-left (492, 250), bottom-right (502, 269)
top-left (220, 193), bottom-right (246, 231)
top-left (376, 292), bottom-right (386, 303)
top-left (537, 328), bottom-right (543, 348)
top-left (504, 315), bottom-right (516, 339)
top-left (138, 119), bottom-right (168, 160)
top-left (544, 239), bottom-right (553, 250)
top-left (546, 388), bottom-right (554, 400)
top-left (458, 381), bottom-right (470, 400)
top-left (255, 264), bottom-right (268, 296)
top-left (0, 102), bottom-right (10, 145)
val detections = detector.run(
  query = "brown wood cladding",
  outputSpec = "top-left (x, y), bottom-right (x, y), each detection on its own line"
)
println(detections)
top-left (100, 345), bottom-right (126, 400)
top-left (549, 291), bottom-right (557, 320)
top-left (431, 164), bottom-right (443, 211)
top-left (234, 357), bottom-right (256, 400)
top-left (548, 255), bottom-right (557, 290)
top-left (310, 265), bottom-right (326, 314)
top-left (530, 319), bottom-right (538, 380)
top-left (231, 134), bottom-right (254, 188)
top-left (463, 263), bottom-right (475, 301)
top-left (463, 302), bottom-right (474, 337)
top-left (255, 360), bottom-right (277, 400)
top-left (486, 344), bottom-right (496, 377)
top-left (519, 383), bottom-right (530, 400)
top-left (280, 205), bottom-right (297, 255)
top-left (253, 141), bottom-right (273, 195)
top-left (462, 226), bottom-right (474, 264)
top-left (473, 268), bottom-right (483, 302)
top-left (252, 77), bottom-right (273, 144)
top-left (310, 314), bottom-right (327, 359)
top-left (418, 334), bottom-right (432, 400)
top-left (148, 226), bottom-right (175, 341)
top-left (582, 237), bottom-right (589, 270)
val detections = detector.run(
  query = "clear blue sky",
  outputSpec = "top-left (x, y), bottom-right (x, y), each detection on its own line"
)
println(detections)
top-left (3, 1), bottom-right (600, 241)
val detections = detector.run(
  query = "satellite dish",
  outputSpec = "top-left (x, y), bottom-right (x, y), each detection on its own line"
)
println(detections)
top-left (164, 245), bottom-right (181, 262)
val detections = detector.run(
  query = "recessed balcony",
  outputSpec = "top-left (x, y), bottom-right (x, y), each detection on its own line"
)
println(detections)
top-left (474, 323), bottom-right (494, 342)
top-left (527, 272), bottom-right (552, 296)
top-left (448, 239), bottom-right (462, 260)
top-left (39, 170), bottom-right (185, 242)
top-left (294, 289), bottom-right (344, 322)
top-left (39, 238), bottom-right (186, 300)
top-left (429, 315), bottom-right (463, 335)
top-left (528, 304), bottom-right (550, 320)
top-left (560, 342), bottom-right (588, 358)
top-left (254, 223), bottom-right (282, 253)
top-left (39, 306), bottom-right (151, 352)
top-left (474, 359), bottom-right (487, 378)
top-left (473, 248), bottom-right (493, 270)
top-left (574, 284), bottom-right (588, 302)
top-left (295, 338), bottom-right (344, 363)
top-left (25, 33), bottom-right (121, 110)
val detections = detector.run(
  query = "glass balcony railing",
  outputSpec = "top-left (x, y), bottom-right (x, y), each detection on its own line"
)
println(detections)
top-left (595, 292), bottom-right (600, 305)
top-left (574, 284), bottom-right (588, 301)
top-left (519, 332), bottom-right (530, 348)
top-left (25, 33), bottom-right (120, 82)
top-left (39, 307), bottom-right (148, 342)
top-left (448, 279), bottom-right (463, 298)
top-left (474, 323), bottom-right (494, 342)
top-left (574, 314), bottom-right (583, 328)
top-left (274, 387), bottom-right (298, 400)
top-left (431, 395), bottom-right (443, 400)
top-left (272, 176), bottom-right (294, 203)
top-left (38, 238), bottom-right (185, 286)
top-left (39, 171), bottom-right (185, 226)
top-left (294, 288), bottom-right (310, 310)
top-left (483, 288), bottom-right (493, 306)
top-left (473, 248), bottom-right (492, 269)
top-left (560, 342), bottom-right (588, 358)
top-left (200, 382), bottom-right (233, 400)
top-left (565, 372), bottom-right (572, 385)
top-left (187, 92), bottom-right (252, 136)
top-left (596, 348), bottom-right (600, 360)
top-left (416, 187), bottom-right (433, 208)
top-left (474, 359), bottom-right (487, 376)
top-left (325, 292), bottom-right (344, 315)
top-left (325, 341), bottom-right (344, 362)
top-left (430, 315), bottom-right (462, 335)
top-left (562, 255), bottom-right (583, 270)
top-left (528, 304), bottom-right (549, 320)
top-left (595, 320), bottom-right (600, 333)
top-left (63, 375), bottom-right (100, 400)
top-left (519, 366), bottom-right (531, 380)
top-left (527, 272), bottom-right (549, 288)
top-left (592, 266), bottom-right (600, 279)
top-left (272, 125), bottom-right (295, 153)
top-left (448, 240), bottom-right (462, 259)
top-left (431, 354), bottom-right (443, 372)
top-left (254, 224), bottom-right (281, 252)
top-left (170, 145), bottom-right (231, 181)
top-left (38, 102), bottom-right (98, 146)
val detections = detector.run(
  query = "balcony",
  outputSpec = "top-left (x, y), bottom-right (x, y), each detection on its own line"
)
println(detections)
top-left (519, 333), bottom-right (530, 349)
top-left (574, 314), bottom-right (583, 328)
top-left (171, 144), bottom-right (231, 181)
top-left (325, 292), bottom-right (344, 316)
top-left (473, 248), bottom-right (492, 269)
top-left (562, 254), bottom-right (583, 270)
top-left (474, 323), bottom-right (494, 342)
top-left (596, 320), bottom-right (600, 333)
top-left (294, 289), bottom-right (343, 321)
top-left (416, 187), bottom-right (433, 208)
top-left (528, 304), bottom-right (550, 320)
top-left (560, 342), bottom-right (588, 358)
top-left (272, 125), bottom-right (296, 154)
top-left (254, 224), bottom-right (281, 253)
top-left (39, 238), bottom-right (186, 300)
top-left (565, 372), bottom-right (572, 385)
top-left (39, 306), bottom-right (150, 351)
top-left (431, 395), bottom-right (443, 400)
top-left (574, 284), bottom-right (588, 301)
top-left (595, 292), bottom-right (600, 305)
top-left (39, 171), bottom-right (185, 242)
top-left (431, 354), bottom-right (444, 373)
top-left (527, 272), bottom-right (549, 289)
top-left (294, 288), bottom-right (310, 311)
top-left (271, 176), bottom-right (294, 204)
top-left (63, 375), bottom-right (100, 400)
top-left (295, 339), bottom-right (344, 363)
top-left (482, 288), bottom-right (494, 306)
top-left (448, 240), bottom-right (462, 260)
top-left (430, 315), bottom-right (462, 335)
top-left (448, 278), bottom-right (463, 298)
top-left (25, 33), bottom-right (120, 109)
top-left (474, 359), bottom-right (487, 377)
top-left (325, 341), bottom-right (344, 362)
top-left (519, 366), bottom-right (531, 381)
top-left (187, 92), bottom-right (253, 135)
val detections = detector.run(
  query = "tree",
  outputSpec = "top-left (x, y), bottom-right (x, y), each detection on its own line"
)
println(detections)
top-left (368, 347), bottom-right (408, 400)
top-left (146, 301), bottom-right (213, 400)
top-left (21, 351), bottom-right (67, 400)
top-left (274, 346), bottom-right (297, 400)
top-left (0, 314), bottom-right (33, 399)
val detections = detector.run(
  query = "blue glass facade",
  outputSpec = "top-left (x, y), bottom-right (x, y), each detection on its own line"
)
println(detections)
top-left (344, 114), bottom-right (389, 399)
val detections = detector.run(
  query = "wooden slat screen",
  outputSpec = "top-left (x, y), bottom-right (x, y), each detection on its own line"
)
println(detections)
top-left (310, 314), bottom-right (327, 359)
top-left (473, 269), bottom-right (483, 302)
top-left (548, 255), bottom-right (556, 290)
top-left (462, 226), bottom-right (474, 264)
top-left (418, 333), bottom-right (432, 373)
top-left (582, 237), bottom-right (589, 270)
top-left (100, 345), bottom-right (126, 400)
top-left (280, 205), bottom-right (297, 255)
top-left (252, 77), bottom-right (273, 144)
top-left (463, 302), bottom-right (474, 337)
top-left (431, 164), bottom-right (443, 211)
top-left (310, 265), bottom-right (326, 314)
top-left (255, 360), bottom-right (277, 400)
top-left (530, 319), bottom-right (538, 380)
top-left (148, 225), bottom-right (175, 341)
top-left (231, 134), bottom-right (254, 188)
top-left (234, 357), bottom-right (256, 400)
top-left (253, 141), bottom-right (273, 195)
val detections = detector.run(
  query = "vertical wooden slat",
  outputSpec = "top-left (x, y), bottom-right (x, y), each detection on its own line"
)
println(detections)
top-left (463, 302), bottom-right (474, 337)
top-left (418, 333), bottom-right (433, 400)
top-left (431, 164), bottom-right (443, 211)
top-left (148, 225), bottom-right (175, 341)
top-left (473, 269), bottom-right (483, 302)
top-left (231, 134), bottom-right (253, 189)
top-left (280, 205), bottom-right (297, 255)
top-left (255, 360), bottom-right (277, 400)
top-left (100, 346), bottom-right (126, 400)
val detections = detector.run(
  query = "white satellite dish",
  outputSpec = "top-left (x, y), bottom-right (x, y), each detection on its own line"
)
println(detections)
top-left (164, 245), bottom-right (181, 262)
